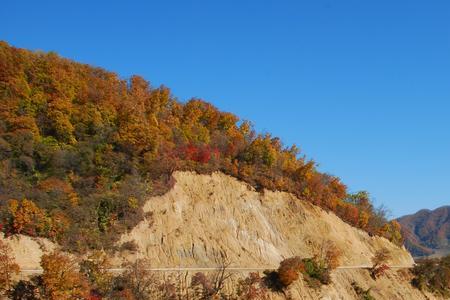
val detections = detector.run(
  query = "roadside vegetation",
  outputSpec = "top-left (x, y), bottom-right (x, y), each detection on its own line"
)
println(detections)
top-left (411, 255), bottom-right (450, 297)
top-left (370, 249), bottom-right (392, 280)
top-left (0, 240), bottom-right (343, 299)
top-left (265, 241), bottom-right (341, 291)
top-left (0, 41), bottom-right (402, 253)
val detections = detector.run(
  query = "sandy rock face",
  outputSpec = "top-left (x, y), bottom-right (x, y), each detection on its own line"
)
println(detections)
top-left (0, 233), bottom-right (55, 270)
top-left (118, 171), bottom-right (439, 299)
top-left (120, 171), bottom-right (412, 267)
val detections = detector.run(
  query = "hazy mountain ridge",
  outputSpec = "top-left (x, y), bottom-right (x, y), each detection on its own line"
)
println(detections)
top-left (397, 206), bottom-right (450, 257)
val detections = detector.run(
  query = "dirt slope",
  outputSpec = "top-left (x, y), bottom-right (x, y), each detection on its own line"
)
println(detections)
top-left (0, 233), bottom-right (55, 270)
top-left (118, 171), bottom-right (439, 299)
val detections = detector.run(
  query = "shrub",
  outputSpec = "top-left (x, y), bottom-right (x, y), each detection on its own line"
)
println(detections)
top-left (315, 241), bottom-right (342, 270)
top-left (302, 258), bottom-right (331, 286)
top-left (191, 252), bottom-right (232, 299)
top-left (119, 241), bottom-right (139, 252)
top-left (267, 250), bottom-right (337, 292)
top-left (10, 279), bottom-right (40, 300)
top-left (236, 272), bottom-right (269, 300)
top-left (277, 256), bottom-right (304, 288)
top-left (191, 272), bottom-right (215, 299)
top-left (370, 249), bottom-right (391, 279)
top-left (351, 282), bottom-right (375, 300)
top-left (262, 270), bottom-right (284, 292)
top-left (157, 279), bottom-right (178, 300)
top-left (370, 264), bottom-right (390, 280)
top-left (111, 259), bottom-right (157, 300)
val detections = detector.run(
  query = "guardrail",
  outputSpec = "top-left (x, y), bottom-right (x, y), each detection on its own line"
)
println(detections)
top-left (18, 265), bottom-right (414, 274)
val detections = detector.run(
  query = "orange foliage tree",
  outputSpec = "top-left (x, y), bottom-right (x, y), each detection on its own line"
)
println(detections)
top-left (0, 240), bottom-right (20, 295)
top-left (6, 199), bottom-right (47, 236)
top-left (4, 199), bottom-right (68, 241)
top-left (40, 251), bottom-right (90, 300)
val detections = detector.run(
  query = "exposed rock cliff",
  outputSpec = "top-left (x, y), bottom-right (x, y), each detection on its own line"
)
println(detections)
top-left (117, 172), bottom-right (437, 299)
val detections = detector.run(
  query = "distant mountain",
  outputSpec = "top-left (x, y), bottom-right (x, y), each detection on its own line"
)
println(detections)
top-left (397, 206), bottom-right (450, 258)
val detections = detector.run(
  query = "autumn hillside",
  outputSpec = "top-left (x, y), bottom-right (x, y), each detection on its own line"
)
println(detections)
top-left (397, 206), bottom-right (450, 257)
top-left (0, 41), bottom-right (401, 253)
top-left (2, 171), bottom-right (438, 300)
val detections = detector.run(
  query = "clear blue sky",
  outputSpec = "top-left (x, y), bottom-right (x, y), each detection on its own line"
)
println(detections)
top-left (1, 0), bottom-right (449, 218)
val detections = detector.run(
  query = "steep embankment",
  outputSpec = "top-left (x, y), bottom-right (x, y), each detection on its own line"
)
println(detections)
top-left (118, 171), bottom-right (437, 300)
top-left (397, 206), bottom-right (450, 258)
top-left (0, 233), bottom-right (55, 270)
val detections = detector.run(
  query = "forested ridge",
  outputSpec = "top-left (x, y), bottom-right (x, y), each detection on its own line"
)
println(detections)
top-left (0, 41), bottom-right (402, 252)
top-left (397, 206), bottom-right (450, 257)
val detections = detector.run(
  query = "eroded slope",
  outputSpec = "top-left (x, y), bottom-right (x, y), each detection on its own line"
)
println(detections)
top-left (118, 171), bottom-right (438, 299)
